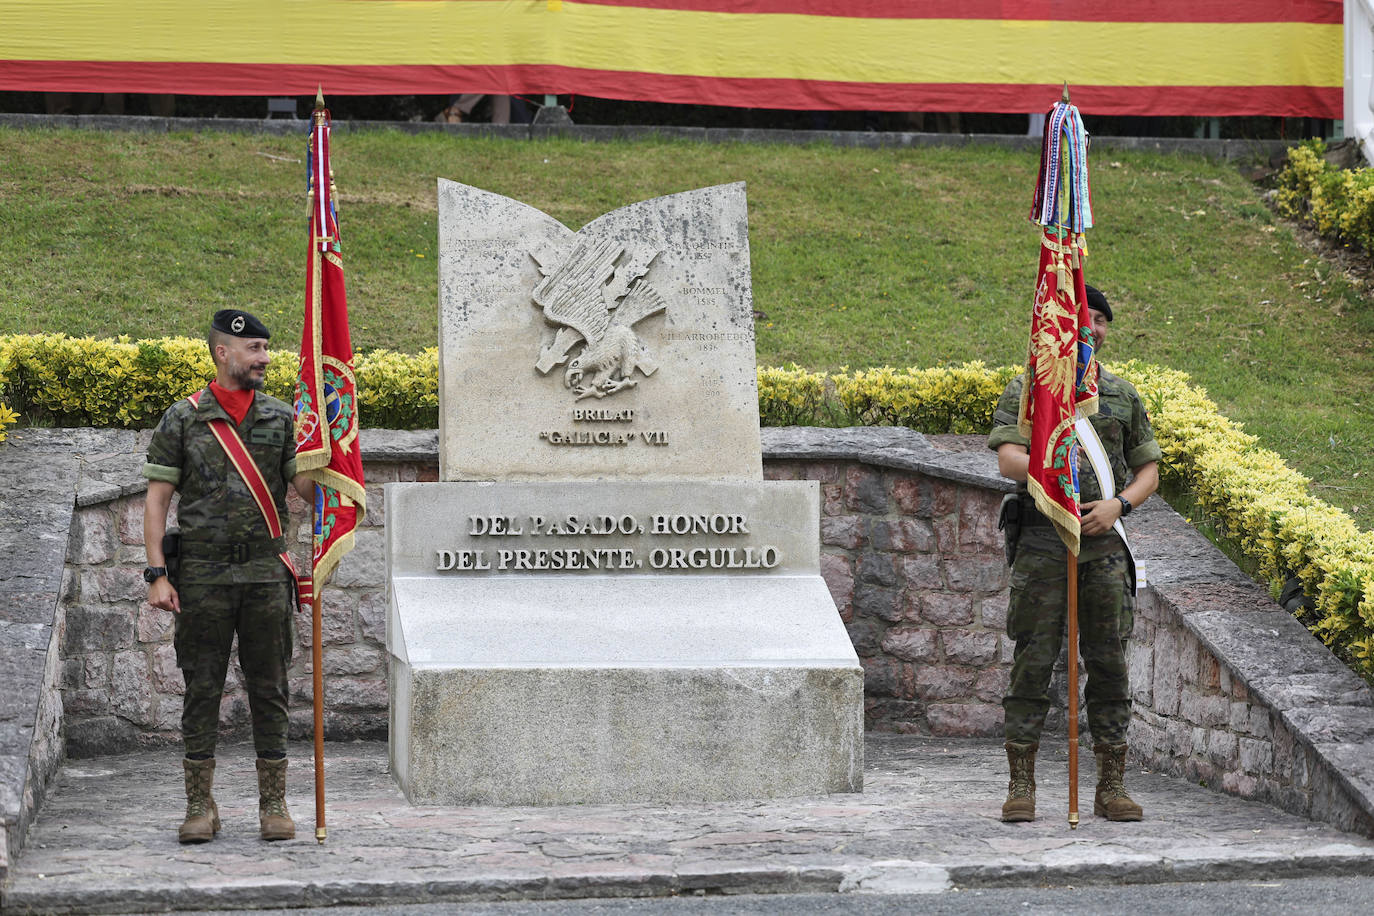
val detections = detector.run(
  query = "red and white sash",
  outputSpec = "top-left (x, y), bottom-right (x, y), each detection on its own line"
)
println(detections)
top-left (188, 391), bottom-right (312, 607)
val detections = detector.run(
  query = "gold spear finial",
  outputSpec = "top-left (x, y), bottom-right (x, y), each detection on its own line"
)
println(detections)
top-left (315, 86), bottom-right (325, 110)
top-left (1061, 81), bottom-right (1071, 104)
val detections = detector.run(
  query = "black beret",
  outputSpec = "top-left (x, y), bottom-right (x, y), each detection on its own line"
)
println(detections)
top-left (1084, 285), bottom-right (1112, 322)
top-left (212, 309), bottom-right (270, 339)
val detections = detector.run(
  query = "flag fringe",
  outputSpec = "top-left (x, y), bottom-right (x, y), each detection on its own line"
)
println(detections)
top-left (1026, 476), bottom-right (1082, 558)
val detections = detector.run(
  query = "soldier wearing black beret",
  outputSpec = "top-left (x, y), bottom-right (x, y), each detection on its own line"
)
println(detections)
top-left (141, 309), bottom-right (314, 843)
top-left (987, 285), bottom-right (1160, 823)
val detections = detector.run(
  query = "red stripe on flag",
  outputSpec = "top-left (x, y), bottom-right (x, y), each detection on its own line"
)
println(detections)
top-left (0, 60), bottom-right (1340, 118)
top-left (571, 0), bottom-right (1342, 24)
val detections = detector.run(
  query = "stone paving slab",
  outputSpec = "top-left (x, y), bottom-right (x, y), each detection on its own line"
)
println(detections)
top-left (6, 735), bottom-right (1374, 914)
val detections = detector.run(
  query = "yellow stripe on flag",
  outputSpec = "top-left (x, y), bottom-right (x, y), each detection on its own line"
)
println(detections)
top-left (0, 1), bottom-right (1341, 88)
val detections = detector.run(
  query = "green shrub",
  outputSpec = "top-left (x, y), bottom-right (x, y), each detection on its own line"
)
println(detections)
top-left (0, 334), bottom-right (437, 429)
top-left (1276, 139), bottom-right (1374, 251)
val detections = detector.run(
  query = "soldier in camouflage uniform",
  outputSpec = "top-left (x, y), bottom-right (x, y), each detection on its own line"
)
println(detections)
top-left (986, 286), bottom-right (1161, 823)
top-left (142, 309), bottom-right (313, 844)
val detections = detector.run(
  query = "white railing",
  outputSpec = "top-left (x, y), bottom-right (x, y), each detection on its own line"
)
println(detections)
top-left (1346, 0), bottom-right (1374, 163)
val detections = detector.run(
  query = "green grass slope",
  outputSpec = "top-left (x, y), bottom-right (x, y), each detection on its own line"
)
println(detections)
top-left (1, 128), bottom-right (1371, 522)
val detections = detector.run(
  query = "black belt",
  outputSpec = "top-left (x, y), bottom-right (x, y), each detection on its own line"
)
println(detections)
top-left (182, 536), bottom-right (287, 564)
top-left (1018, 498), bottom-right (1055, 528)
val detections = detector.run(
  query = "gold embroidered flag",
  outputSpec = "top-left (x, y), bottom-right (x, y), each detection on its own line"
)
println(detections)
top-left (294, 98), bottom-right (365, 598)
top-left (1019, 97), bottom-right (1098, 556)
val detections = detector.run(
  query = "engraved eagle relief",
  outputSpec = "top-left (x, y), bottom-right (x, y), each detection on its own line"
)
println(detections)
top-left (529, 236), bottom-right (667, 401)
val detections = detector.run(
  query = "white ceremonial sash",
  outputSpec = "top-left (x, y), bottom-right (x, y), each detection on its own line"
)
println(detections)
top-left (1074, 416), bottom-right (1143, 594)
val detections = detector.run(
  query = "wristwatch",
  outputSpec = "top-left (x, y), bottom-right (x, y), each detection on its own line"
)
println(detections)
top-left (1116, 495), bottom-right (1133, 518)
top-left (143, 566), bottom-right (168, 584)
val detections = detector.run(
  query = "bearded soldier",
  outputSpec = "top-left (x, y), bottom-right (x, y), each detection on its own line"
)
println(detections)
top-left (142, 309), bottom-right (314, 843)
top-left (987, 286), bottom-right (1161, 822)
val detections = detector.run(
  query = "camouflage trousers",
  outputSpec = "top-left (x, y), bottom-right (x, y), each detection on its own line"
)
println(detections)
top-left (175, 577), bottom-right (294, 759)
top-left (1003, 528), bottom-right (1134, 746)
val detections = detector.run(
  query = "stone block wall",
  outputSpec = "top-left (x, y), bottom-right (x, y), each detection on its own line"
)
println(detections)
top-left (43, 428), bottom-right (1374, 837)
top-left (1121, 545), bottom-right (1374, 835)
top-left (763, 459), bottom-right (1011, 736)
top-left (59, 453), bottom-right (1016, 755)
top-left (0, 429), bottom-right (97, 884)
top-left (58, 461), bottom-right (439, 756)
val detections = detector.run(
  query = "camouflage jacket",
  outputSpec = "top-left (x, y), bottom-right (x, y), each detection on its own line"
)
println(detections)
top-left (986, 368), bottom-right (1162, 505)
top-left (143, 388), bottom-right (298, 585)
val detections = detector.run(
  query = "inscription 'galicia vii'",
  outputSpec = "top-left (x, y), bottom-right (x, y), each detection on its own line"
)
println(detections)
top-left (530, 238), bottom-right (667, 402)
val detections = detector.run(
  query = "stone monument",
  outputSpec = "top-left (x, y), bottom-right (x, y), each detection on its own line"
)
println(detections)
top-left (386, 180), bottom-right (863, 805)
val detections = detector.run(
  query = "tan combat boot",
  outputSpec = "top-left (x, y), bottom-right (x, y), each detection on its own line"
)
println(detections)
top-left (256, 757), bottom-right (296, 841)
top-left (178, 757), bottom-right (220, 843)
top-left (1001, 741), bottom-right (1037, 822)
top-left (1094, 743), bottom-right (1144, 821)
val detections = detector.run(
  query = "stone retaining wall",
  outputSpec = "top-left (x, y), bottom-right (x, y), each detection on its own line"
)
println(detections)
top-left (764, 457), bottom-right (1011, 736)
top-left (5, 426), bottom-right (1372, 877)
top-left (59, 457), bottom-right (427, 755)
top-left (59, 437), bottom-right (1019, 753)
top-left (0, 430), bottom-right (125, 885)
top-left (1123, 504), bottom-right (1374, 835)
top-left (0, 112), bottom-right (1290, 161)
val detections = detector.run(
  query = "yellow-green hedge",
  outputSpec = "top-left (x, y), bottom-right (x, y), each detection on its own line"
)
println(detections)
top-left (1276, 139), bottom-right (1374, 250)
top-left (756, 361), bottom-right (1017, 430)
top-left (0, 403), bottom-right (15, 443)
top-left (1, 334), bottom-right (1370, 679)
top-left (1114, 359), bottom-right (1374, 680)
top-left (0, 334), bottom-right (437, 430)
top-left (0, 345), bottom-right (15, 443)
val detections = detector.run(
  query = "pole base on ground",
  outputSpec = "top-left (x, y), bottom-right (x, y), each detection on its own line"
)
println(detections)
top-left (316, 827), bottom-right (327, 844)
top-left (1069, 812), bottom-right (1079, 829)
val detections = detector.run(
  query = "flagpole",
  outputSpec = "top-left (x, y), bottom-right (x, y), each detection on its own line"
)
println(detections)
top-left (311, 86), bottom-right (328, 845)
top-left (1055, 79), bottom-right (1083, 830)
top-left (1067, 552), bottom-right (1080, 828)
top-left (312, 585), bottom-right (326, 843)
top-left (298, 85), bottom-right (364, 846)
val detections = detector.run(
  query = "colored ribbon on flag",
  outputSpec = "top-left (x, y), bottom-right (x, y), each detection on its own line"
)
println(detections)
top-left (294, 100), bottom-right (366, 599)
top-left (1018, 98), bottom-right (1098, 556)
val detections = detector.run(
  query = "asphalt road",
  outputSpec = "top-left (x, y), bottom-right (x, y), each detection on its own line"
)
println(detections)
top-left (148, 876), bottom-right (1374, 916)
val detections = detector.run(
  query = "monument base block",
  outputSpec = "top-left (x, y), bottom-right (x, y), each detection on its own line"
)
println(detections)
top-left (385, 481), bottom-right (864, 805)
top-left (391, 661), bottom-right (863, 805)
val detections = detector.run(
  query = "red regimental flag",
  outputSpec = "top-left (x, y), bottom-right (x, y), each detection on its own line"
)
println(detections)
top-left (1019, 99), bottom-right (1098, 556)
top-left (294, 104), bottom-right (365, 600)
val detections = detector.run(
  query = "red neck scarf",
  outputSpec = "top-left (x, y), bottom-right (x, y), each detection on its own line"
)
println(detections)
top-left (209, 382), bottom-right (255, 427)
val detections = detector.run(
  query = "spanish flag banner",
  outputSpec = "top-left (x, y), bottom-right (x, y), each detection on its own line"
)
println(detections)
top-left (294, 99), bottom-right (365, 598)
top-left (0, 1), bottom-right (1341, 117)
